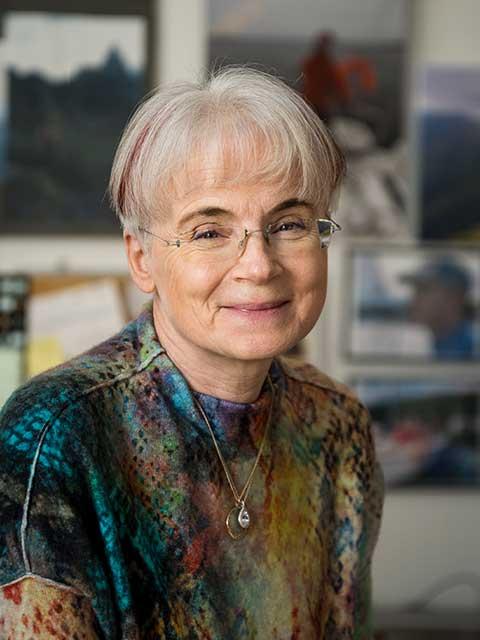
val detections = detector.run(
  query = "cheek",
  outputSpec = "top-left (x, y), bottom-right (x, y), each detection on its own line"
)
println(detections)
top-left (297, 256), bottom-right (327, 336)
top-left (285, 252), bottom-right (327, 344)
top-left (297, 252), bottom-right (328, 307)
top-left (152, 251), bottom-right (222, 309)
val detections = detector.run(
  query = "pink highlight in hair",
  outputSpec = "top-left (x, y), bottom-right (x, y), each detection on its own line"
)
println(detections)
top-left (118, 122), bottom-right (151, 215)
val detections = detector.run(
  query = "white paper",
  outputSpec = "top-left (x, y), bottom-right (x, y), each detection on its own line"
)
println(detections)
top-left (27, 278), bottom-right (126, 363)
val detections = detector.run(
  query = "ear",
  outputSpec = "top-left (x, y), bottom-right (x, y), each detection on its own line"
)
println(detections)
top-left (124, 231), bottom-right (156, 294)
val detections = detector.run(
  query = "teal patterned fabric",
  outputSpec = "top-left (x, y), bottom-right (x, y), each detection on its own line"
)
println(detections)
top-left (0, 302), bottom-right (384, 639)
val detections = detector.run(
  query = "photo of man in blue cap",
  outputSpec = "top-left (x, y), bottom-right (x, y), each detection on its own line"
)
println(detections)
top-left (401, 258), bottom-right (476, 359)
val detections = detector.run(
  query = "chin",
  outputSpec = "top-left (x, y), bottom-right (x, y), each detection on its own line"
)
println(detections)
top-left (218, 333), bottom-right (300, 361)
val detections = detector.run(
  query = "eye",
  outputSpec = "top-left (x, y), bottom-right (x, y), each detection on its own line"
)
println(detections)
top-left (271, 217), bottom-right (308, 233)
top-left (193, 229), bottom-right (220, 240)
top-left (191, 225), bottom-right (232, 241)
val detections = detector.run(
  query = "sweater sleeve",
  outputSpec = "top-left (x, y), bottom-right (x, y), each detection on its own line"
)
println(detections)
top-left (0, 575), bottom-right (104, 639)
top-left (0, 381), bottom-right (120, 638)
top-left (327, 401), bottom-right (385, 640)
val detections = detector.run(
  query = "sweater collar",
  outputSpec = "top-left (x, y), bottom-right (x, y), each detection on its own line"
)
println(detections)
top-left (133, 300), bottom-right (286, 443)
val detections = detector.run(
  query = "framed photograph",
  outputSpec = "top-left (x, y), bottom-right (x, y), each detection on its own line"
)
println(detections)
top-left (418, 66), bottom-right (480, 241)
top-left (209, 0), bottom-right (410, 237)
top-left (354, 378), bottom-right (480, 488)
top-left (0, 10), bottom-right (147, 234)
top-left (345, 245), bottom-right (480, 362)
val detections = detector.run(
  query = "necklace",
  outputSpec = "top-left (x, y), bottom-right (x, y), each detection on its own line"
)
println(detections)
top-left (191, 374), bottom-right (275, 540)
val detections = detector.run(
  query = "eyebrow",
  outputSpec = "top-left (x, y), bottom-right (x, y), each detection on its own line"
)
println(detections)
top-left (176, 198), bottom-right (313, 230)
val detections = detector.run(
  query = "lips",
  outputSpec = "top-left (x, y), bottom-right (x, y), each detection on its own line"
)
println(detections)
top-left (225, 301), bottom-right (288, 311)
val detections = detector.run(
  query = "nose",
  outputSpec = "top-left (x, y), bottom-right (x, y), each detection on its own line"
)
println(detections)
top-left (232, 229), bottom-right (282, 282)
top-left (238, 228), bottom-right (269, 253)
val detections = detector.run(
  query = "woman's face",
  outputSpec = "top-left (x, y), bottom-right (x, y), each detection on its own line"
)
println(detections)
top-left (131, 168), bottom-right (328, 363)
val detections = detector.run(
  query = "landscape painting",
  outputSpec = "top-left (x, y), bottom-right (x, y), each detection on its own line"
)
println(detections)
top-left (0, 12), bottom-right (146, 234)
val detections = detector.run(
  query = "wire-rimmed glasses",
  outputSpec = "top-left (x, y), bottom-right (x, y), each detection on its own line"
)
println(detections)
top-left (139, 216), bottom-right (342, 262)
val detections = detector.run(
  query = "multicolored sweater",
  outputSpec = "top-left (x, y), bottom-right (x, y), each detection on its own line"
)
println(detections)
top-left (0, 303), bottom-right (384, 639)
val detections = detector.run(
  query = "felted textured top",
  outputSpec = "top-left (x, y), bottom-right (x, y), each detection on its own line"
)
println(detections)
top-left (0, 303), bottom-right (384, 639)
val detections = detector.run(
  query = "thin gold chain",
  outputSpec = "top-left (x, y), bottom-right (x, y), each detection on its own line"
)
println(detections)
top-left (191, 374), bottom-right (275, 507)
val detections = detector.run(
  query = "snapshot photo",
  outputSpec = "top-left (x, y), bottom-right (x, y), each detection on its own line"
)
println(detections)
top-left (347, 246), bottom-right (480, 361)
top-left (209, 0), bottom-right (410, 238)
top-left (355, 378), bottom-right (480, 488)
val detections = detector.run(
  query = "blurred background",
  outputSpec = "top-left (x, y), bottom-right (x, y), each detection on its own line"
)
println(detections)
top-left (0, 1), bottom-right (479, 637)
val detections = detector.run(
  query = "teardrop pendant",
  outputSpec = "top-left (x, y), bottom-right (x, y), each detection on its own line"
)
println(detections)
top-left (238, 505), bottom-right (250, 529)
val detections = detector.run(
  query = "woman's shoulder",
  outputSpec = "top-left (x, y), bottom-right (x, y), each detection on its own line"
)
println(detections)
top-left (0, 316), bottom-right (145, 455)
top-left (0, 320), bottom-right (146, 612)
top-left (277, 355), bottom-right (383, 492)
top-left (0, 317), bottom-right (150, 581)
top-left (276, 354), bottom-right (373, 435)
top-left (277, 354), bottom-right (360, 404)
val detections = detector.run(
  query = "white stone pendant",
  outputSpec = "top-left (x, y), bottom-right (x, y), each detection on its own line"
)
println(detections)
top-left (226, 504), bottom-right (251, 539)
top-left (238, 505), bottom-right (250, 529)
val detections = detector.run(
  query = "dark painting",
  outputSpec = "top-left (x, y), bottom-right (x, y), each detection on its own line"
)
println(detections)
top-left (0, 12), bottom-right (146, 234)
top-left (419, 67), bottom-right (480, 241)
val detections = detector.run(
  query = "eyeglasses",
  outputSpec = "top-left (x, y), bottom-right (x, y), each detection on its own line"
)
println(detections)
top-left (138, 216), bottom-right (342, 262)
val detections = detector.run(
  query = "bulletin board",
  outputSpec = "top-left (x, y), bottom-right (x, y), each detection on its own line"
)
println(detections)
top-left (0, 272), bottom-right (150, 407)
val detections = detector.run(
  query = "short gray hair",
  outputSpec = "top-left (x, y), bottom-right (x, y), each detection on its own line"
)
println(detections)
top-left (109, 66), bottom-right (345, 235)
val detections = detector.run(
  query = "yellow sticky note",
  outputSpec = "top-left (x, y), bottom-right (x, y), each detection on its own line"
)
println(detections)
top-left (26, 337), bottom-right (64, 378)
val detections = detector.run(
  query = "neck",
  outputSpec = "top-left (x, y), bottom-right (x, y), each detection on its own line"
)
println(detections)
top-left (152, 301), bottom-right (273, 403)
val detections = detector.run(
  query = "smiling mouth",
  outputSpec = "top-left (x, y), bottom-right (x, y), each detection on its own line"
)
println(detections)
top-left (225, 301), bottom-right (289, 311)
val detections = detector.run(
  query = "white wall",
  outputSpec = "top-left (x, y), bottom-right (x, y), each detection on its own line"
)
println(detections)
top-left (374, 489), bottom-right (480, 609)
top-left (411, 0), bottom-right (480, 65)
top-left (151, 0), bottom-right (207, 86)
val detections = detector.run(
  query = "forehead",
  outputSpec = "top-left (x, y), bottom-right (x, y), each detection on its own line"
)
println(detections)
top-left (167, 162), bottom-right (301, 216)
top-left (160, 127), bottom-right (304, 212)
top-left (171, 169), bottom-right (296, 205)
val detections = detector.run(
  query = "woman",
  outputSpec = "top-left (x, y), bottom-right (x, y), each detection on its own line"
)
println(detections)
top-left (0, 67), bottom-right (384, 639)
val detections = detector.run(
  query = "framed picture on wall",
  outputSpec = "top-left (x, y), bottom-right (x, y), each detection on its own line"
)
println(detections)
top-left (345, 245), bottom-right (480, 362)
top-left (418, 66), bottom-right (480, 241)
top-left (0, 9), bottom-right (147, 234)
top-left (354, 377), bottom-right (480, 488)
top-left (209, 0), bottom-right (410, 238)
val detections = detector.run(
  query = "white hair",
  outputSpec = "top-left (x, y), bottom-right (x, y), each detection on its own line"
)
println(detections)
top-left (109, 66), bottom-right (345, 236)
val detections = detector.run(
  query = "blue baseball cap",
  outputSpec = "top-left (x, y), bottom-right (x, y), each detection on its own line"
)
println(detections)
top-left (400, 258), bottom-right (472, 291)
